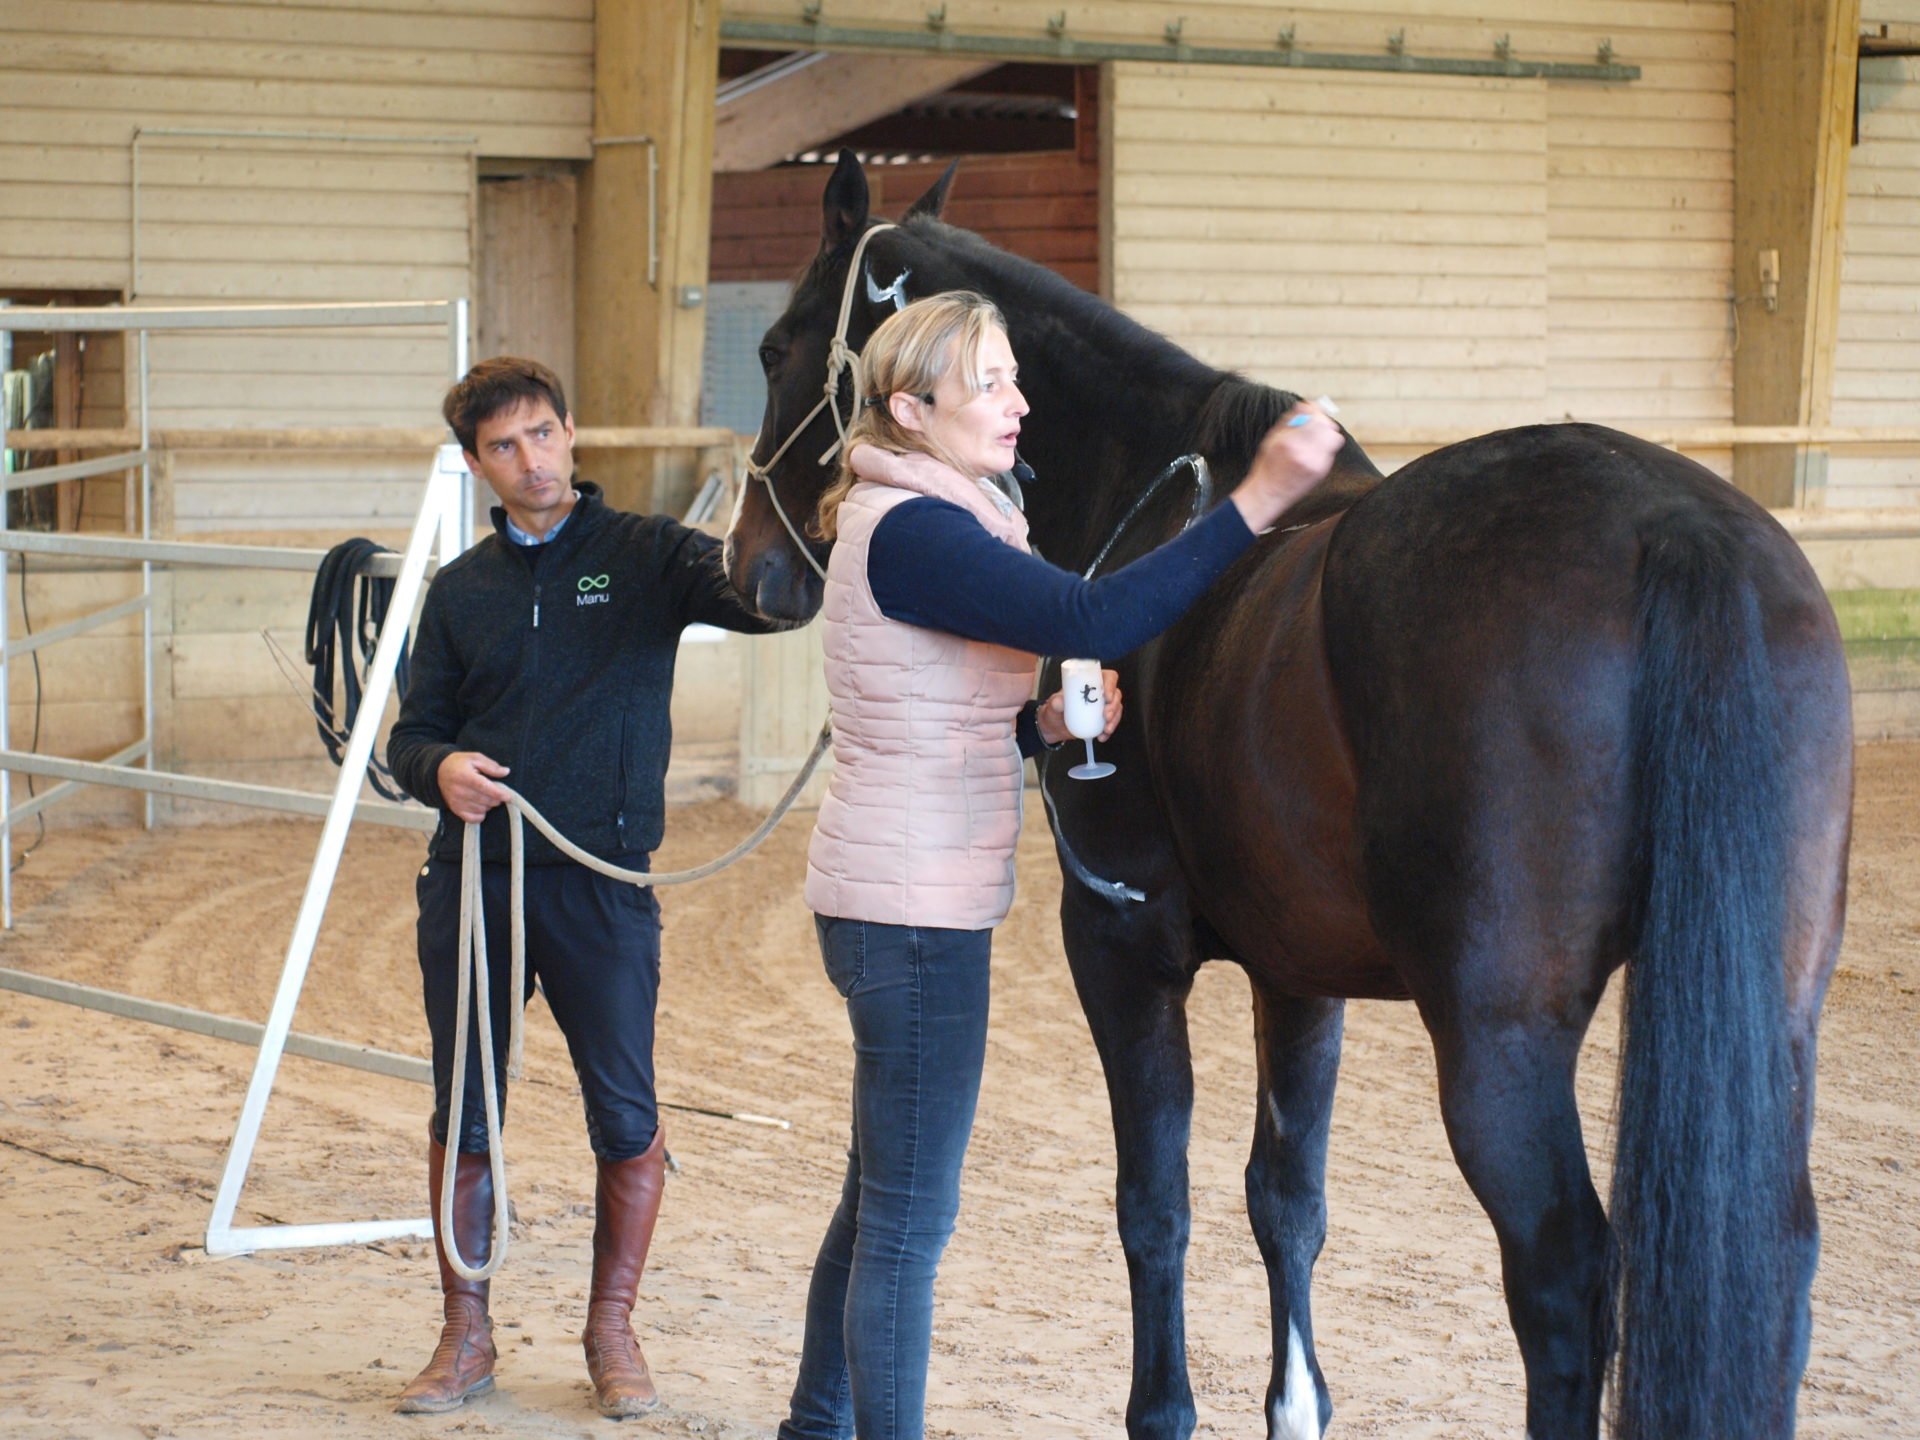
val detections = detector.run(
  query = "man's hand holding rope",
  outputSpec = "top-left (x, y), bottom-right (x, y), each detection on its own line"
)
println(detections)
top-left (438, 751), bottom-right (513, 824)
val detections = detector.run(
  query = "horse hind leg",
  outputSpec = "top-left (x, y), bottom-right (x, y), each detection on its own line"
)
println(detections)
top-left (1777, 759), bottom-right (1849, 1422)
top-left (1777, 849), bottom-right (1843, 1413)
top-left (1245, 990), bottom-right (1343, 1440)
top-left (1428, 998), bottom-right (1611, 1440)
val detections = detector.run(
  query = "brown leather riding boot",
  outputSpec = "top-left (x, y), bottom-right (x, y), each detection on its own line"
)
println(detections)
top-left (396, 1140), bottom-right (498, 1414)
top-left (581, 1129), bottom-right (668, 1417)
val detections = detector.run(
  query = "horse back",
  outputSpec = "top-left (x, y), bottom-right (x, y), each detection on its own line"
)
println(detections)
top-left (1149, 423), bottom-right (1850, 1006)
top-left (1319, 424), bottom-right (1850, 982)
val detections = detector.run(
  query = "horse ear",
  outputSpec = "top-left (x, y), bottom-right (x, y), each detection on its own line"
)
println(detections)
top-left (821, 149), bottom-right (870, 251)
top-left (904, 160), bottom-right (960, 222)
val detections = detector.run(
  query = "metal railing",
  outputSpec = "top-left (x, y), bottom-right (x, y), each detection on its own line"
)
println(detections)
top-left (0, 302), bottom-right (759, 1257)
top-left (0, 299), bottom-right (475, 930)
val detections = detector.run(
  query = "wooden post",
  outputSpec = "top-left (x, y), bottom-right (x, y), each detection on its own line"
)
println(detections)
top-left (154, 448), bottom-right (175, 537)
top-left (478, 175), bottom-right (580, 407)
top-left (53, 335), bottom-right (81, 531)
top-left (1733, 0), bottom-right (1861, 507)
top-left (576, 0), bottom-right (720, 518)
top-left (1096, 62), bottom-right (1117, 303)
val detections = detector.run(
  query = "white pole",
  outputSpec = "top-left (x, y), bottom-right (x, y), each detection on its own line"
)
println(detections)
top-left (205, 460), bottom-right (454, 1257)
top-left (130, 133), bottom-right (142, 299)
top-left (435, 442), bottom-right (466, 566)
top-left (138, 328), bottom-right (154, 829)
top-left (451, 298), bottom-right (473, 553)
top-left (452, 297), bottom-right (469, 378)
top-left (1, 299), bottom-right (13, 928)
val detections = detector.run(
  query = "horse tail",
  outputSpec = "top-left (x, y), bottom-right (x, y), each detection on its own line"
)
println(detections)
top-left (1609, 519), bottom-right (1798, 1439)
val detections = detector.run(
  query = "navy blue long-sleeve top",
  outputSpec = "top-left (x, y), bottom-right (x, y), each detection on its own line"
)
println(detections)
top-left (868, 493), bottom-right (1256, 656)
top-left (864, 493), bottom-right (1258, 756)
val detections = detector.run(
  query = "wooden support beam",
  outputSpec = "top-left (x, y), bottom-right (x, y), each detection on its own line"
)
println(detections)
top-left (1096, 60), bottom-right (1116, 302)
top-left (714, 54), bottom-right (992, 171)
top-left (13, 425), bottom-right (1920, 456)
top-left (1733, 0), bottom-right (1862, 506)
top-left (3, 426), bottom-right (741, 452)
top-left (577, 0), bottom-right (721, 516)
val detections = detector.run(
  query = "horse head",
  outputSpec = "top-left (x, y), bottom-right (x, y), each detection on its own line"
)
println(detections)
top-left (724, 151), bottom-right (962, 622)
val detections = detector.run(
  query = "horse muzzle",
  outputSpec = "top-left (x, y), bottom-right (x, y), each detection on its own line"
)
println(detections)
top-left (738, 545), bottom-right (823, 623)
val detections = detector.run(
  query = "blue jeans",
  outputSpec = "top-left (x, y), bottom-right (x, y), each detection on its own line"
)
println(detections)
top-left (779, 916), bottom-right (993, 1440)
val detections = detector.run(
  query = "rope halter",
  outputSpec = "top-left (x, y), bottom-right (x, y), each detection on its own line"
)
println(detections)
top-left (741, 222), bottom-right (900, 583)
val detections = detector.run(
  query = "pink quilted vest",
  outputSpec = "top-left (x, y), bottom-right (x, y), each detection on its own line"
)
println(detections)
top-left (805, 445), bottom-right (1039, 930)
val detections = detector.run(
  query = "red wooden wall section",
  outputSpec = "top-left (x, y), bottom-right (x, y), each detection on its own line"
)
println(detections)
top-left (711, 150), bottom-right (1099, 294)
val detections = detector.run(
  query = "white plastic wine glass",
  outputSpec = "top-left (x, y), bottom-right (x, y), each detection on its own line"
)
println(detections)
top-left (1060, 658), bottom-right (1115, 780)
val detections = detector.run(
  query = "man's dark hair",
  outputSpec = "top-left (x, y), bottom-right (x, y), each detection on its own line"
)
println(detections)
top-left (443, 356), bottom-right (570, 454)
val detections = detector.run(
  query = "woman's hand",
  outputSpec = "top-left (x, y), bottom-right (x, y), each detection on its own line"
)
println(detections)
top-left (1037, 668), bottom-right (1123, 746)
top-left (1229, 400), bottom-right (1345, 533)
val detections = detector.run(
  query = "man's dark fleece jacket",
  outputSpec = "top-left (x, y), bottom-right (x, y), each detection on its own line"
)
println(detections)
top-left (387, 482), bottom-right (787, 867)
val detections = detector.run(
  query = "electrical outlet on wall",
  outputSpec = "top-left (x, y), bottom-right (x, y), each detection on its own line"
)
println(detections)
top-left (1758, 248), bottom-right (1781, 313)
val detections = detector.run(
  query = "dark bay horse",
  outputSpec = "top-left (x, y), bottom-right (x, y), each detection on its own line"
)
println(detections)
top-left (724, 153), bottom-right (1853, 1440)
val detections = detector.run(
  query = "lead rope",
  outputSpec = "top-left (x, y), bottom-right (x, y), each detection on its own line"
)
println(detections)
top-left (1036, 454), bottom-right (1216, 909)
top-left (434, 720), bottom-right (833, 1281)
top-left (444, 225), bottom-right (896, 1277)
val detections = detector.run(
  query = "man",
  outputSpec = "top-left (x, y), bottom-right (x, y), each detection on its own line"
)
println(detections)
top-left (386, 356), bottom-right (787, 1417)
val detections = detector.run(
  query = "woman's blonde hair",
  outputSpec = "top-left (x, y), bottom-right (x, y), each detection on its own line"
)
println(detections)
top-left (813, 290), bottom-right (1008, 541)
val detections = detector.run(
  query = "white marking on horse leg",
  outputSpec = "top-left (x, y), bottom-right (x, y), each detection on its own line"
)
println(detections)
top-left (1266, 1090), bottom-right (1287, 1139)
top-left (1268, 1318), bottom-right (1320, 1440)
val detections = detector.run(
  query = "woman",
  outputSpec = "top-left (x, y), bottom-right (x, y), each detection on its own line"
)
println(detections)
top-left (781, 291), bottom-right (1343, 1439)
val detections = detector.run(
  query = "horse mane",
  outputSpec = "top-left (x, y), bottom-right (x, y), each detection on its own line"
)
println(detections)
top-left (1189, 379), bottom-right (1306, 480)
top-left (793, 209), bottom-right (1368, 528)
top-left (900, 217), bottom-right (1316, 470)
top-left (898, 215), bottom-right (1218, 389)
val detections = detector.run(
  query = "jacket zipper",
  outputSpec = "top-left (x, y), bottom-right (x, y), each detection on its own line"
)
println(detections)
top-left (616, 711), bottom-right (630, 846)
top-left (513, 573), bottom-right (543, 802)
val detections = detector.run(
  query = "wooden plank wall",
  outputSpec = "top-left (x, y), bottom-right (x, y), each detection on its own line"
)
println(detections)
top-left (477, 174), bottom-right (580, 405)
top-left (0, 1), bottom-right (593, 828)
top-left (1, 0), bottom-right (595, 534)
top-left (721, 7), bottom-right (1743, 474)
top-left (1821, 2), bottom-right (1920, 734)
top-left (1830, 4), bottom-right (1920, 506)
top-left (0, 1), bottom-right (593, 179)
top-left (1794, 528), bottom-right (1920, 738)
top-left (1110, 67), bottom-right (1550, 438)
top-left (1101, 0), bottom-right (1737, 474)
top-left (135, 144), bottom-right (472, 533)
top-left (1545, 3), bottom-right (1734, 479)
top-left (712, 151), bottom-right (1100, 293)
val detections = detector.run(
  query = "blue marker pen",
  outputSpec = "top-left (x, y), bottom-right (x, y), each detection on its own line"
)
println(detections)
top-left (1287, 394), bottom-right (1341, 426)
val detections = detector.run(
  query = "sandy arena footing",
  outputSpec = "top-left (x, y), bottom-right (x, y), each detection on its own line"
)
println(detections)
top-left (2, 747), bottom-right (1916, 1438)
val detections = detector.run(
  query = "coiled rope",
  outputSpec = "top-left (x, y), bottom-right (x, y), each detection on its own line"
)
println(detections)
top-left (437, 719), bottom-right (832, 1280)
top-left (306, 538), bottom-right (412, 803)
